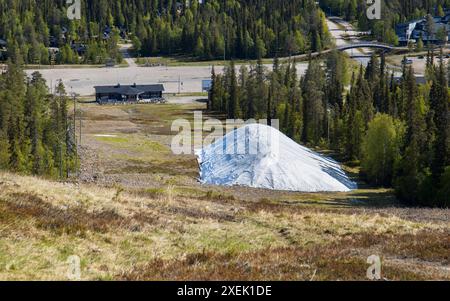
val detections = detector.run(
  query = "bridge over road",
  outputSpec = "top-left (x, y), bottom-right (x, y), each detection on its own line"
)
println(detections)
top-left (285, 42), bottom-right (408, 61)
top-left (337, 42), bottom-right (398, 52)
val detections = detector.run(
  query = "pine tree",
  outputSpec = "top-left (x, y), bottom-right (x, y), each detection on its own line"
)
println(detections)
top-left (267, 86), bottom-right (273, 127)
top-left (254, 58), bottom-right (267, 117)
top-left (378, 53), bottom-right (388, 113)
top-left (326, 51), bottom-right (346, 115)
top-left (7, 114), bottom-right (26, 172)
top-left (355, 65), bottom-right (374, 126)
top-left (271, 56), bottom-right (283, 122)
top-left (285, 61), bottom-right (302, 140)
top-left (395, 138), bottom-right (423, 205)
top-left (344, 73), bottom-right (364, 160)
top-left (208, 66), bottom-right (216, 111)
top-left (301, 59), bottom-right (325, 144)
top-left (227, 61), bottom-right (239, 119)
top-left (430, 56), bottom-right (449, 188)
top-left (395, 67), bottom-right (427, 205)
top-left (238, 65), bottom-right (249, 118)
top-left (24, 74), bottom-right (44, 174)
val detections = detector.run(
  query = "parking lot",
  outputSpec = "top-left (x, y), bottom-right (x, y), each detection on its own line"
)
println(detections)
top-left (26, 62), bottom-right (309, 97)
top-left (386, 50), bottom-right (450, 74)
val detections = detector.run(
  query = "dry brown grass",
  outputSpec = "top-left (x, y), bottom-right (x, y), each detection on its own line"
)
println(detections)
top-left (0, 103), bottom-right (448, 280)
top-left (0, 172), bottom-right (449, 280)
top-left (1, 192), bottom-right (125, 235)
top-left (119, 231), bottom-right (449, 281)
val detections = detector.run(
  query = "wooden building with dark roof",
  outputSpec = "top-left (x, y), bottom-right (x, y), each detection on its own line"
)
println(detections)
top-left (94, 83), bottom-right (165, 103)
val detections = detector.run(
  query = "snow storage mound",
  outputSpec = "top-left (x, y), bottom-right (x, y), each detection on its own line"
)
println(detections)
top-left (196, 124), bottom-right (357, 192)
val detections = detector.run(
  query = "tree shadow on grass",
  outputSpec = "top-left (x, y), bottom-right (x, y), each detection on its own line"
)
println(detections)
top-left (286, 189), bottom-right (400, 209)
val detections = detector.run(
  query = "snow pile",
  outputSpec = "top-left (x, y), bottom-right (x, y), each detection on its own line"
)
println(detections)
top-left (196, 124), bottom-right (357, 192)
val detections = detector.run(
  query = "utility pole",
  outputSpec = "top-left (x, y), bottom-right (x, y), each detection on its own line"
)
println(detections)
top-left (224, 30), bottom-right (226, 61)
top-left (327, 107), bottom-right (332, 146)
top-left (58, 142), bottom-right (62, 179)
top-left (79, 106), bottom-right (82, 146)
top-left (59, 90), bottom-right (63, 180)
top-left (71, 88), bottom-right (76, 137)
top-left (224, 14), bottom-right (227, 62)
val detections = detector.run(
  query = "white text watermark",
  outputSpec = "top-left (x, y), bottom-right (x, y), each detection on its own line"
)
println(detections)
top-left (367, 255), bottom-right (382, 280)
top-left (171, 112), bottom-right (280, 157)
top-left (366, 0), bottom-right (381, 20)
top-left (67, 0), bottom-right (81, 20)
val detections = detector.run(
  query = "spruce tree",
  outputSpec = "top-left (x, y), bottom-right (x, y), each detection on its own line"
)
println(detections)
top-left (208, 66), bottom-right (216, 111)
top-left (430, 57), bottom-right (449, 188)
top-left (301, 59), bottom-right (325, 144)
top-left (395, 67), bottom-right (427, 205)
top-left (227, 61), bottom-right (239, 119)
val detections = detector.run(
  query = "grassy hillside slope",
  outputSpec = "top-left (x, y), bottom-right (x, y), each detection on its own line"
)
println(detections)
top-left (0, 171), bottom-right (449, 280)
top-left (0, 101), bottom-right (448, 280)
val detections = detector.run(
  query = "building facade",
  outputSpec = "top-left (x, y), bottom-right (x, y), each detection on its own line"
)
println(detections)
top-left (94, 84), bottom-right (165, 103)
top-left (396, 12), bottom-right (450, 46)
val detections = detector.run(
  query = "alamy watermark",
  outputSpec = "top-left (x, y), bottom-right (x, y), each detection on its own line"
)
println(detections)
top-left (67, 0), bottom-right (81, 20)
top-left (67, 255), bottom-right (81, 280)
top-left (171, 112), bottom-right (280, 158)
top-left (366, 0), bottom-right (381, 20)
top-left (367, 255), bottom-right (382, 280)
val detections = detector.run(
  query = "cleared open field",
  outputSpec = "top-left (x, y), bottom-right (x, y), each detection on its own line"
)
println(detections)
top-left (21, 17), bottom-right (368, 98)
top-left (25, 62), bottom-right (309, 97)
top-left (385, 49), bottom-right (450, 75)
top-left (0, 102), bottom-right (448, 280)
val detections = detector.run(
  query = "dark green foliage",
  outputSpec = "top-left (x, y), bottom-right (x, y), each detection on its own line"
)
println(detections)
top-left (344, 66), bottom-right (373, 160)
top-left (301, 59), bottom-right (326, 144)
top-left (393, 59), bottom-right (449, 207)
top-left (430, 57), bottom-right (449, 181)
top-left (226, 61), bottom-right (239, 119)
top-left (0, 0), bottom-right (330, 63)
top-left (208, 48), bottom-right (449, 207)
top-left (0, 62), bottom-right (77, 178)
top-left (0, 0), bottom-right (123, 64)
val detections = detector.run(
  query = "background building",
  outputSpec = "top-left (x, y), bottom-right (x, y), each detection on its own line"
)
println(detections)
top-left (396, 12), bottom-right (450, 46)
top-left (95, 84), bottom-right (165, 103)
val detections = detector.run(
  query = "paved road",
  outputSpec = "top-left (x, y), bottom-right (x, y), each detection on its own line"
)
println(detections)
top-left (24, 16), bottom-right (368, 96)
top-left (25, 60), bottom-right (308, 97)
top-left (326, 16), bottom-right (371, 65)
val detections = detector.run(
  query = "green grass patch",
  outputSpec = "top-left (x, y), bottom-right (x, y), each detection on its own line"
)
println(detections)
top-left (135, 56), bottom-right (274, 67)
top-left (95, 136), bottom-right (129, 144)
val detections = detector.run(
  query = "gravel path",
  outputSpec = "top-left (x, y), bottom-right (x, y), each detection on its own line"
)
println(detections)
top-left (120, 44), bottom-right (137, 67)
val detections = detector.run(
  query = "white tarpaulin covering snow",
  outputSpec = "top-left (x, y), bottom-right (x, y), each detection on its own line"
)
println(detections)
top-left (196, 124), bottom-right (357, 192)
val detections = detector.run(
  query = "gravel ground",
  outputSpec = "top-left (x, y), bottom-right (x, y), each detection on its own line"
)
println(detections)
top-left (26, 60), bottom-right (308, 96)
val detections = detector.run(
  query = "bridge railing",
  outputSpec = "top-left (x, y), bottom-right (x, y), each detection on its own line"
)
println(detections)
top-left (337, 42), bottom-right (394, 51)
